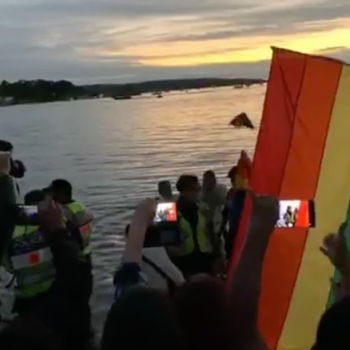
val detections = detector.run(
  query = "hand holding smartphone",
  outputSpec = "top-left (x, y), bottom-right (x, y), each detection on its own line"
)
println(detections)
top-left (153, 202), bottom-right (177, 223)
top-left (143, 201), bottom-right (180, 248)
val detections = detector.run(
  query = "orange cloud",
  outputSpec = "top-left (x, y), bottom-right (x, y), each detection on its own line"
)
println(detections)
top-left (81, 18), bottom-right (350, 67)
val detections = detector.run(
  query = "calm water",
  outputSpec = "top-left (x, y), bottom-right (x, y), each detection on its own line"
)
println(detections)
top-left (0, 86), bottom-right (265, 332)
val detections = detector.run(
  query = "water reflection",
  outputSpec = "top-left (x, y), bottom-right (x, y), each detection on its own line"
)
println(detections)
top-left (0, 86), bottom-right (264, 333)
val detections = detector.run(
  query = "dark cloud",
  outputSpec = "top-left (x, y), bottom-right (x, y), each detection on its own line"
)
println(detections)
top-left (0, 0), bottom-right (349, 82)
top-left (316, 46), bottom-right (349, 53)
top-left (0, 0), bottom-right (253, 19)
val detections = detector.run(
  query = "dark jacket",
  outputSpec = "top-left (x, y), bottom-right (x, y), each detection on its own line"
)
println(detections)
top-left (25, 227), bottom-right (93, 350)
top-left (0, 175), bottom-right (18, 262)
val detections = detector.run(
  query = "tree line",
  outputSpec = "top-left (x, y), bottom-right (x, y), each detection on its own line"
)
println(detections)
top-left (0, 77), bottom-right (266, 105)
top-left (0, 80), bottom-right (85, 104)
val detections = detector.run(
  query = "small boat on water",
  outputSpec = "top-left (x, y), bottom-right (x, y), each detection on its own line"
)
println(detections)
top-left (113, 95), bottom-right (132, 100)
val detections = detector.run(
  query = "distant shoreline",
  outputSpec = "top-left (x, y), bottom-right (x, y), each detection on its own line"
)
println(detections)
top-left (0, 77), bottom-right (266, 107)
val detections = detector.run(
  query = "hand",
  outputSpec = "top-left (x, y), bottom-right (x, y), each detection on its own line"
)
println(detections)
top-left (130, 198), bottom-right (158, 228)
top-left (125, 198), bottom-right (158, 264)
top-left (0, 152), bottom-right (11, 176)
top-left (248, 190), bottom-right (279, 233)
top-left (38, 199), bottom-right (66, 232)
top-left (320, 223), bottom-right (350, 273)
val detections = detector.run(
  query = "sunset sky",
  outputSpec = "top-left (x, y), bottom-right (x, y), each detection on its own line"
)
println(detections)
top-left (0, 0), bottom-right (349, 83)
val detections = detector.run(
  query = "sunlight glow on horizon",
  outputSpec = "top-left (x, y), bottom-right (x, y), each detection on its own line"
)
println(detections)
top-left (83, 18), bottom-right (350, 67)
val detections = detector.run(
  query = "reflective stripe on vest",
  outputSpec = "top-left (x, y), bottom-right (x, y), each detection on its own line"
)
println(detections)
top-left (8, 226), bottom-right (55, 298)
top-left (11, 247), bottom-right (52, 270)
top-left (176, 212), bottom-right (211, 256)
top-left (65, 201), bottom-right (92, 255)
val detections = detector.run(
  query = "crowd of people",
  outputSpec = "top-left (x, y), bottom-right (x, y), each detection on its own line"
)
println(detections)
top-left (0, 140), bottom-right (349, 350)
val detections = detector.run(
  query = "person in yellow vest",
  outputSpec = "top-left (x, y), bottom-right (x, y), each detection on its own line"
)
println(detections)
top-left (2, 196), bottom-right (94, 349)
top-left (47, 179), bottom-right (93, 260)
top-left (3, 189), bottom-right (56, 315)
top-left (168, 174), bottom-right (225, 278)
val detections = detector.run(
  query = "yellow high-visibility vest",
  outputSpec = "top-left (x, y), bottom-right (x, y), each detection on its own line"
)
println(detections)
top-left (4, 225), bottom-right (55, 298)
top-left (65, 201), bottom-right (93, 256)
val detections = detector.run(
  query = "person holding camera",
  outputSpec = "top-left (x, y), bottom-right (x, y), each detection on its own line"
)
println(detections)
top-left (1, 195), bottom-right (93, 350)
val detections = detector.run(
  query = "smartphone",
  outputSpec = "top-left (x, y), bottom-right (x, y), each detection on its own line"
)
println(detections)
top-left (143, 202), bottom-right (180, 248)
top-left (153, 202), bottom-right (177, 224)
top-left (276, 200), bottom-right (315, 228)
top-left (17, 205), bottom-right (39, 225)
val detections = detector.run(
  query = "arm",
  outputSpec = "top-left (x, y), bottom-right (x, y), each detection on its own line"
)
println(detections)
top-left (226, 192), bottom-right (278, 350)
top-left (114, 199), bottom-right (157, 300)
top-left (45, 228), bottom-right (91, 300)
top-left (226, 224), bottom-right (269, 350)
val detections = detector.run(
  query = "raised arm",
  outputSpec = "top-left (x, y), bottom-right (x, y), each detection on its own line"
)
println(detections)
top-left (38, 200), bottom-right (91, 300)
top-left (226, 191), bottom-right (279, 350)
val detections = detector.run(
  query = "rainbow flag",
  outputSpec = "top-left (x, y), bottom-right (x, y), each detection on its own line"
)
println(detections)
top-left (230, 47), bottom-right (350, 350)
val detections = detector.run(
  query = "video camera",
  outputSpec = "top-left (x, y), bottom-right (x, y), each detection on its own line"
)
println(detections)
top-left (0, 140), bottom-right (26, 178)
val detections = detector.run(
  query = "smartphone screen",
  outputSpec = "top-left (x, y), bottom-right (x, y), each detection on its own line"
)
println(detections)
top-left (18, 205), bottom-right (38, 220)
top-left (276, 200), bottom-right (315, 228)
top-left (153, 202), bottom-right (177, 223)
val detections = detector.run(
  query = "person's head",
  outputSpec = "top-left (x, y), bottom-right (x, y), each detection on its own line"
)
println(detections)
top-left (0, 317), bottom-right (63, 350)
top-left (202, 170), bottom-right (217, 192)
top-left (158, 181), bottom-right (172, 199)
top-left (48, 179), bottom-right (73, 204)
top-left (287, 206), bottom-right (292, 213)
top-left (173, 276), bottom-right (227, 350)
top-left (24, 190), bottom-right (45, 206)
top-left (227, 166), bottom-right (237, 187)
top-left (176, 175), bottom-right (200, 202)
top-left (101, 286), bottom-right (181, 350)
top-left (313, 296), bottom-right (350, 350)
top-left (0, 140), bottom-right (13, 153)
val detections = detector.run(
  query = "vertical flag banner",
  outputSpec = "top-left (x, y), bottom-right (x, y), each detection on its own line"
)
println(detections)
top-left (229, 47), bottom-right (350, 350)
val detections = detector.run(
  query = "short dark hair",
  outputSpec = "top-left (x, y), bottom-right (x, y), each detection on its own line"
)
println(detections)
top-left (203, 170), bottom-right (216, 178)
top-left (176, 175), bottom-right (199, 193)
top-left (173, 277), bottom-right (227, 350)
top-left (158, 181), bottom-right (171, 193)
top-left (227, 166), bottom-right (237, 179)
top-left (24, 190), bottom-right (45, 205)
top-left (0, 140), bottom-right (13, 152)
top-left (50, 179), bottom-right (72, 199)
top-left (101, 286), bottom-right (181, 350)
